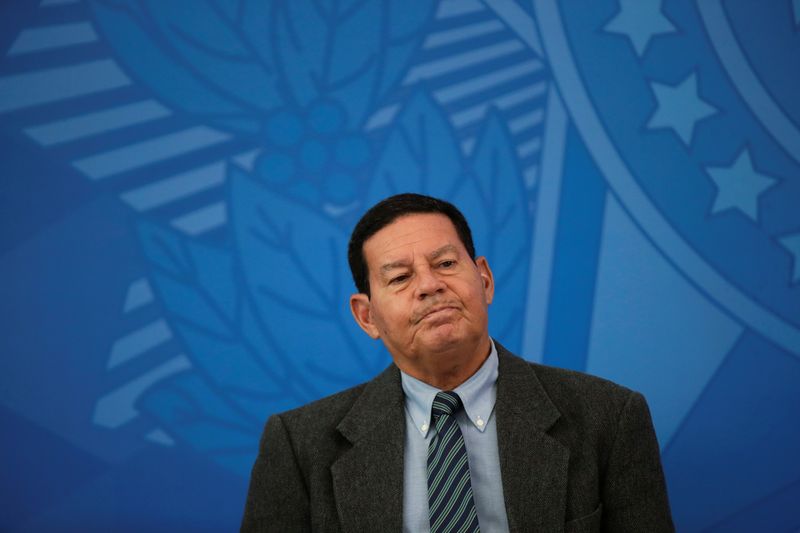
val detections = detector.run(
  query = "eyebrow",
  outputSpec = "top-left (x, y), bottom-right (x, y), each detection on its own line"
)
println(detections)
top-left (428, 244), bottom-right (458, 260)
top-left (380, 259), bottom-right (410, 273)
top-left (379, 244), bottom-right (458, 273)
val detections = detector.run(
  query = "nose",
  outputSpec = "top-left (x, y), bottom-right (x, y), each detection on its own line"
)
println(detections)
top-left (415, 266), bottom-right (446, 299)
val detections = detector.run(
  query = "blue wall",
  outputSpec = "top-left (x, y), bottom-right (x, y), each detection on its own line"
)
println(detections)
top-left (2, 0), bottom-right (799, 530)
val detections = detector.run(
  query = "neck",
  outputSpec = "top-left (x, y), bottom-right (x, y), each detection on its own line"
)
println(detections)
top-left (397, 336), bottom-right (492, 390)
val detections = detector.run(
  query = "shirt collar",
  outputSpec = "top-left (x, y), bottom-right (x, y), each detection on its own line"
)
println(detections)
top-left (400, 339), bottom-right (499, 437)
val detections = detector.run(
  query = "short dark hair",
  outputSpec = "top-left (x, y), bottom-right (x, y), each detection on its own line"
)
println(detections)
top-left (348, 193), bottom-right (476, 296)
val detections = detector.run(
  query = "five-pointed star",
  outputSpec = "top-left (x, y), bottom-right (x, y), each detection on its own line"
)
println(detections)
top-left (779, 233), bottom-right (800, 284)
top-left (604, 0), bottom-right (676, 56)
top-left (647, 72), bottom-right (718, 145)
top-left (706, 148), bottom-right (777, 222)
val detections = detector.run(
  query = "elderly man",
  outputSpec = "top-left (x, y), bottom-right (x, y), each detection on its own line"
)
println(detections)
top-left (241, 193), bottom-right (674, 532)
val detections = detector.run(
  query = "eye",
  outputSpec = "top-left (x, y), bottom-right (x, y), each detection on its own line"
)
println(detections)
top-left (389, 274), bottom-right (409, 284)
top-left (439, 260), bottom-right (456, 268)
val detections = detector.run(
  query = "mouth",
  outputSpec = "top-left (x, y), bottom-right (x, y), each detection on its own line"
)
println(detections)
top-left (417, 305), bottom-right (459, 323)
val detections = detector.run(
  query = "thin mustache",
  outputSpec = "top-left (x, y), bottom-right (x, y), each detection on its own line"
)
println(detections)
top-left (412, 301), bottom-right (460, 324)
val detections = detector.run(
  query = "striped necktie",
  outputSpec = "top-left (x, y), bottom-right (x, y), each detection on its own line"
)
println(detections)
top-left (427, 391), bottom-right (480, 533)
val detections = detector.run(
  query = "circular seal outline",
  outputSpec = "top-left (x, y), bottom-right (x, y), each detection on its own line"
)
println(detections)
top-left (533, 0), bottom-right (800, 357)
top-left (698, 0), bottom-right (800, 166)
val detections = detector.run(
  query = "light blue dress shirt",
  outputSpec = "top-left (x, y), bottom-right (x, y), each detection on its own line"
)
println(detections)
top-left (400, 340), bottom-right (510, 533)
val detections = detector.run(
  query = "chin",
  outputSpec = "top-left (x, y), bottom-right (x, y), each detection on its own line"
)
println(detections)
top-left (418, 325), bottom-right (467, 352)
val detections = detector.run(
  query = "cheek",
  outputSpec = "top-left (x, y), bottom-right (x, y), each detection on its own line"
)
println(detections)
top-left (371, 301), bottom-right (406, 333)
top-left (464, 282), bottom-right (489, 311)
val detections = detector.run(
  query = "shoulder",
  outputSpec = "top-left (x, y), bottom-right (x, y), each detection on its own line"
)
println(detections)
top-left (498, 341), bottom-right (635, 398)
top-left (530, 360), bottom-right (635, 406)
top-left (271, 379), bottom-right (369, 436)
top-left (493, 343), bottom-right (673, 528)
top-left (495, 342), bottom-right (645, 436)
top-left (263, 361), bottom-right (401, 443)
top-left (253, 380), bottom-right (370, 474)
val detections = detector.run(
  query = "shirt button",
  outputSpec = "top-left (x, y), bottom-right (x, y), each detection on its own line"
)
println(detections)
top-left (421, 423), bottom-right (428, 431)
top-left (476, 417), bottom-right (484, 428)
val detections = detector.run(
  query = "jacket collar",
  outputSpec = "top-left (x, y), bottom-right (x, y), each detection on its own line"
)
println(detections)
top-left (332, 363), bottom-right (405, 532)
top-left (495, 341), bottom-right (568, 532)
top-left (331, 340), bottom-right (568, 532)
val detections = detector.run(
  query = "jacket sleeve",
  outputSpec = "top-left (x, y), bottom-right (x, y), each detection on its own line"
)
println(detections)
top-left (601, 391), bottom-right (675, 532)
top-left (241, 414), bottom-right (311, 532)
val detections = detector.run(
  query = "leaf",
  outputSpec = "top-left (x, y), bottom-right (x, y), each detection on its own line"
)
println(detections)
top-left (365, 89), bottom-right (465, 207)
top-left (138, 372), bottom-right (282, 476)
top-left (361, 96), bottom-right (531, 352)
top-left (137, 219), bottom-right (298, 417)
top-left (469, 109), bottom-right (531, 350)
top-left (90, 0), bottom-right (282, 134)
top-left (230, 165), bottom-right (382, 398)
top-left (378, 0), bottom-right (437, 96)
top-left (273, 1), bottom-right (435, 126)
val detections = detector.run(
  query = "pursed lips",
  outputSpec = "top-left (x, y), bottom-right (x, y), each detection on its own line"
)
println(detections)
top-left (414, 304), bottom-right (460, 324)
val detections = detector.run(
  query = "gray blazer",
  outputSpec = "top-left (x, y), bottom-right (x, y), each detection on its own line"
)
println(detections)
top-left (241, 343), bottom-right (674, 532)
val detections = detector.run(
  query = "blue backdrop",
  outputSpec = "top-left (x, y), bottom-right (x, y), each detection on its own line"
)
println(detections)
top-left (2, 0), bottom-right (799, 531)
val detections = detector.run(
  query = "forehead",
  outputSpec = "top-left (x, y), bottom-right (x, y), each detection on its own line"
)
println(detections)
top-left (362, 213), bottom-right (462, 264)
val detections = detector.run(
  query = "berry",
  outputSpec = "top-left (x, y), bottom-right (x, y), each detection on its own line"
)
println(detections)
top-left (308, 100), bottom-right (345, 135)
top-left (335, 135), bottom-right (370, 169)
top-left (323, 171), bottom-right (358, 204)
top-left (286, 179), bottom-right (322, 206)
top-left (265, 110), bottom-right (304, 147)
top-left (256, 152), bottom-right (295, 185)
top-left (300, 139), bottom-right (329, 172)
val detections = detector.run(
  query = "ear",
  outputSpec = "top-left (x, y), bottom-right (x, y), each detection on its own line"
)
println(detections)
top-left (475, 256), bottom-right (495, 305)
top-left (349, 293), bottom-right (381, 339)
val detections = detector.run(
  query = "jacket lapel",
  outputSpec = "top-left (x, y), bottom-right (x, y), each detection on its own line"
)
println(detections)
top-left (331, 364), bottom-right (405, 533)
top-left (495, 343), bottom-right (569, 532)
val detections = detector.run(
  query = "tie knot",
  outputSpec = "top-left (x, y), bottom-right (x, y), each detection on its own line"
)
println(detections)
top-left (432, 391), bottom-right (462, 418)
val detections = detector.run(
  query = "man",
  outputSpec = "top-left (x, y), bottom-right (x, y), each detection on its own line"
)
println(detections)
top-left (242, 193), bottom-right (674, 532)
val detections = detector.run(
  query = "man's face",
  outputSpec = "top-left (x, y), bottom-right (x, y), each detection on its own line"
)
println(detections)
top-left (350, 213), bottom-right (494, 378)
